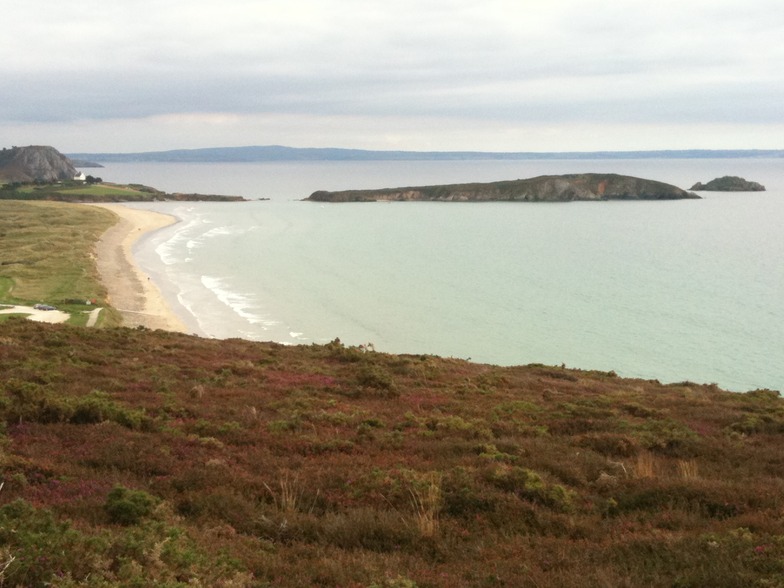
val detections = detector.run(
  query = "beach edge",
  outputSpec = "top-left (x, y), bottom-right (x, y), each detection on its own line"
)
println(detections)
top-left (90, 203), bottom-right (191, 333)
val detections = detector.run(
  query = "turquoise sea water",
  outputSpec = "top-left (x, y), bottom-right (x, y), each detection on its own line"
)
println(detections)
top-left (101, 159), bottom-right (783, 392)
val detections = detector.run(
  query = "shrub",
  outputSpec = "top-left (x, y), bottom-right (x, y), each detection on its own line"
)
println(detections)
top-left (728, 414), bottom-right (784, 436)
top-left (441, 467), bottom-right (496, 518)
top-left (104, 485), bottom-right (158, 525)
top-left (485, 465), bottom-right (574, 512)
top-left (356, 364), bottom-right (398, 395)
top-left (0, 383), bottom-right (149, 429)
top-left (579, 433), bottom-right (638, 457)
top-left (0, 379), bottom-right (71, 424)
top-left (71, 390), bottom-right (149, 429)
top-left (636, 418), bottom-right (699, 456)
top-left (0, 499), bottom-right (107, 586)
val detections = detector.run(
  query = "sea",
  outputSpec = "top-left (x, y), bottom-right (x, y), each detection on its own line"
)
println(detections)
top-left (97, 158), bottom-right (783, 393)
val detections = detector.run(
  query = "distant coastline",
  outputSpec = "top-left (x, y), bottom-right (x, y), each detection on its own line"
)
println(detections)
top-left (67, 145), bottom-right (784, 163)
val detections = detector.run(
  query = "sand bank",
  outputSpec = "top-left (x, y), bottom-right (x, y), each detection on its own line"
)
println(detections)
top-left (92, 203), bottom-right (190, 333)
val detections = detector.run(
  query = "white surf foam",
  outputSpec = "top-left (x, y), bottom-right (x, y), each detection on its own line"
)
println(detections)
top-left (200, 275), bottom-right (279, 328)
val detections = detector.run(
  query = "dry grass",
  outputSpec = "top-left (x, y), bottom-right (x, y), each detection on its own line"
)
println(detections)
top-left (634, 451), bottom-right (658, 479)
top-left (408, 472), bottom-right (442, 538)
top-left (264, 471), bottom-right (306, 514)
top-left (677, 459), bottom-right (699, 480)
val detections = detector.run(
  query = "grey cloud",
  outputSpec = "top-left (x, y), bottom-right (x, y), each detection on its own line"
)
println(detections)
top-left (1, 0), bottom-right (782, 150)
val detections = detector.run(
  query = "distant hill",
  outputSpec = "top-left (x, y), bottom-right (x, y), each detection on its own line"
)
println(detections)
top-left (67, 146), bottom-right (784, 163)
top-left (0, 145), bottom-right (77, 182)
top-left (307, 173), bottom-right (700, 202)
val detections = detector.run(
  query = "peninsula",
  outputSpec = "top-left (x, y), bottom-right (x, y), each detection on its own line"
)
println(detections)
top-left (307, 173), bottom-right (699, 202)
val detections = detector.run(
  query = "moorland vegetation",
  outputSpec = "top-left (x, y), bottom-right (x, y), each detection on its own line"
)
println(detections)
top-left (0, 201), bottom-right (783, 587)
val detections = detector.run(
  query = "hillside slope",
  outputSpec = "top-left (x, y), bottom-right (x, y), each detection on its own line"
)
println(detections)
top-left (0, 319), bottom-right (782, 587)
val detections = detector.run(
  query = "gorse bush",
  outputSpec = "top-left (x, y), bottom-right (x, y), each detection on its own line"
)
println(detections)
top-left (0, 499), bottom-right (106, 586)
top-left (0, 499), bottom-right (250, 586)
top-left (485, 465), bottom-right (575, 512)
top-left (104, 485), bottom-right (158, 525)
top-left (0, 381), bottom-right (149, 429)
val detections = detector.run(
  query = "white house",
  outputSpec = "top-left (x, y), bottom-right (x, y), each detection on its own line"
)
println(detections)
top-left (74, 172), bottom-right (87, 181)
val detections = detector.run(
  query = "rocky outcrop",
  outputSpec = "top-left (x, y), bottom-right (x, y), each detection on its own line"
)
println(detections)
top-left (689, 176), bottom-right (765, 191)
top-left (0, 146), bottom-right (78, 183)
top-left (307, 173), bottom-right (699, 202)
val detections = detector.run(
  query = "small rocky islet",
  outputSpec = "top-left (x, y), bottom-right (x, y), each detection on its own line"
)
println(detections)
top-left (690, 176), bottom-right (766, 191)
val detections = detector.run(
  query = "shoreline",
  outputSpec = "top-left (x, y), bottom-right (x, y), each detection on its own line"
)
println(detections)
top-left (91, 203), bottom-right (191, 333)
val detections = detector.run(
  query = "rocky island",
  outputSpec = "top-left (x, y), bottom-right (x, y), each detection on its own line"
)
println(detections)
top-left (307, 173), bottom-right (699, 202)
top-left (690, 176), bottom-right (766, 191)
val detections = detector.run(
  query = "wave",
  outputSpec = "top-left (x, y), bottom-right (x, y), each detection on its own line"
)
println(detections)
top-left (186, 225), bottom-right (245, 252)
top-left (200, 275), bottom-right (279, 329)
top-left (155, 218), bottom-right (208, 265)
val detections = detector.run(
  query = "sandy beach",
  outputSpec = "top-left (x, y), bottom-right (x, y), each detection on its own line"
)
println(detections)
top-left (92, 203), bottom-right (190, 333)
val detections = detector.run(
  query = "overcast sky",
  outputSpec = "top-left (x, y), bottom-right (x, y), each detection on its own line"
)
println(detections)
top-left (2, 0), bottom-right (782, 152)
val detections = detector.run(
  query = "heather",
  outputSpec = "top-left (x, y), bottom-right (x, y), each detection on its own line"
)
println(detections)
top-left (1, 319), bottom-right (783, 586)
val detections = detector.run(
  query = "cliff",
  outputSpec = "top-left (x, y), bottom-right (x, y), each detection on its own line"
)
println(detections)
top-left (690, 176), bottom-right (766, 191)
top-left (0, 145), bottom-right (78, 183)
top-left (307, 173), bottom-right (699, 202)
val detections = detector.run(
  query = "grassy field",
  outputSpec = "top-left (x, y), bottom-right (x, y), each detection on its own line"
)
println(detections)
top-left (0, 200), bottom-right (120, 325)
top-left (0, 200), bottom-right (783, 587)
top-left (3, 181), bottom-right (156, 201)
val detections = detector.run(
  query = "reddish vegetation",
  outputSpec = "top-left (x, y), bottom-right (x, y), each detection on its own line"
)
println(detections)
top-left (1, 319), bottom-right (783, 586)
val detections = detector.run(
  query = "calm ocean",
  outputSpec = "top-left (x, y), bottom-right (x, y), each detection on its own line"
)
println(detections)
top-left (101, 158), bottom-right (783, 392)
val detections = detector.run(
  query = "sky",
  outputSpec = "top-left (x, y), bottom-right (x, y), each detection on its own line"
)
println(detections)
top-left (2, 0), bottom-right (783, 153)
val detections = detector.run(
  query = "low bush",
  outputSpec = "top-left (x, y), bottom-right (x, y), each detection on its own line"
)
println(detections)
top-left (485, 465), bottom-right (575, 512)
top-left (104, 485), bottom-right (158, 525)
